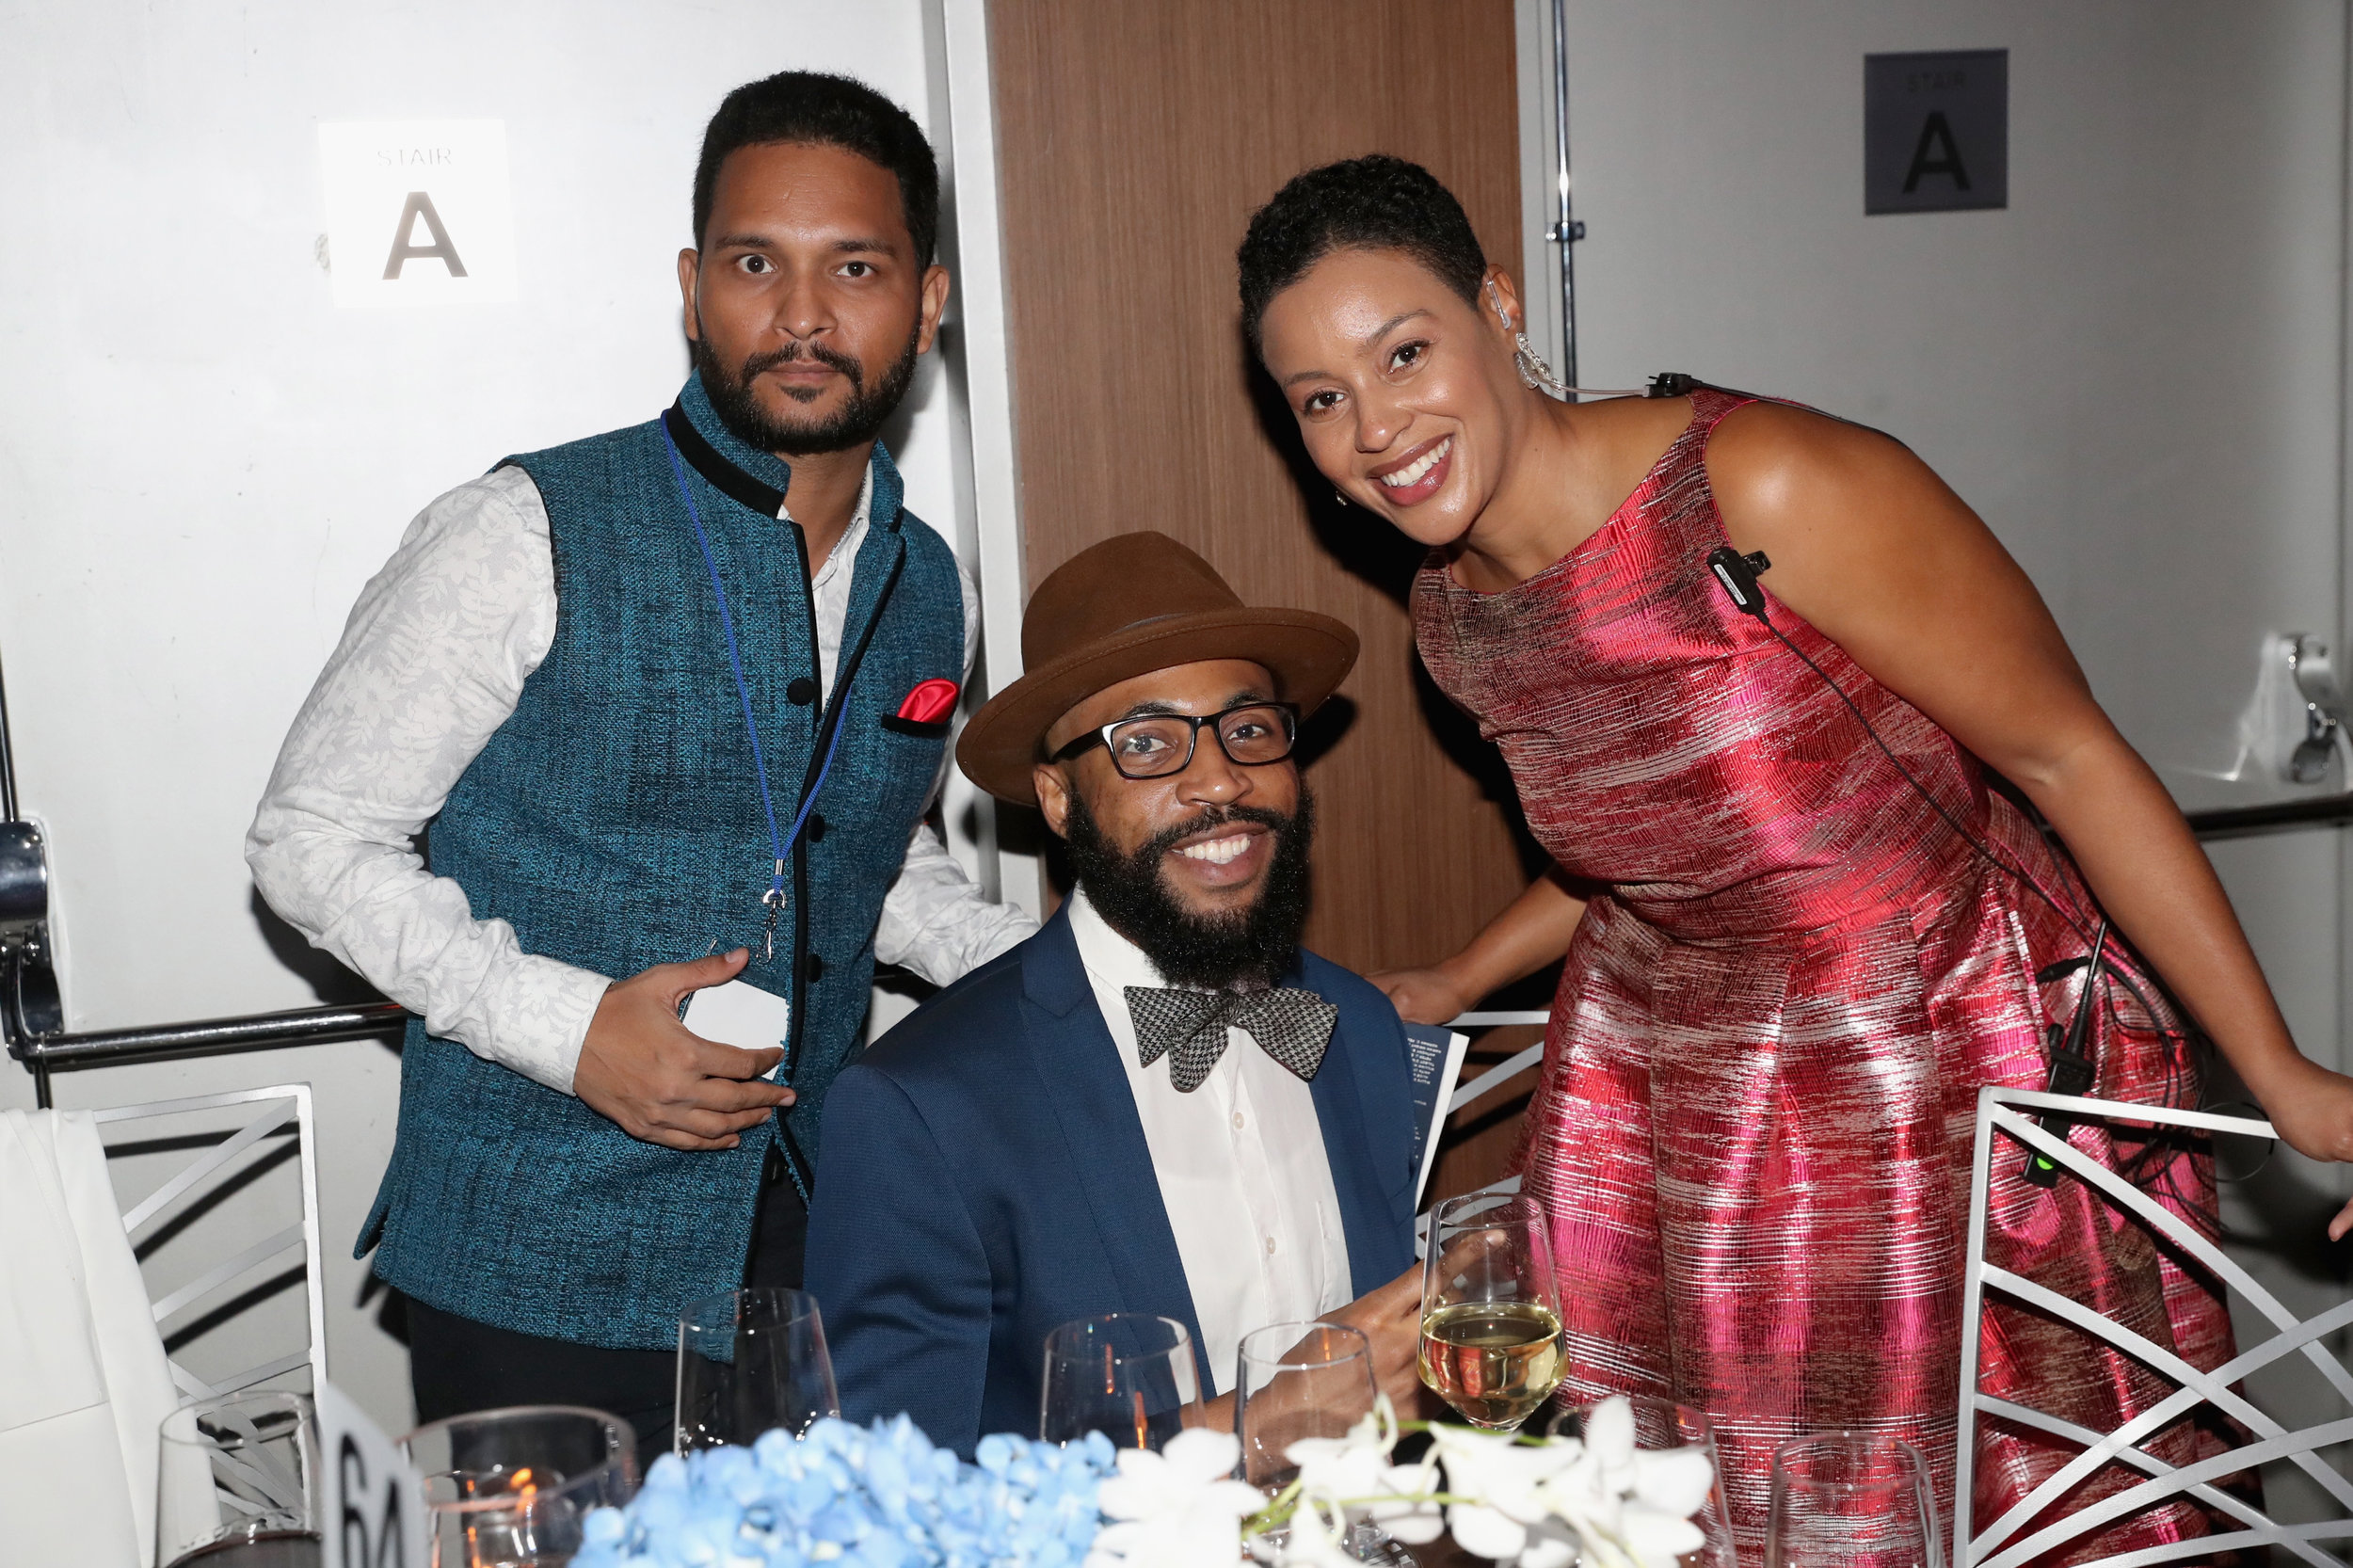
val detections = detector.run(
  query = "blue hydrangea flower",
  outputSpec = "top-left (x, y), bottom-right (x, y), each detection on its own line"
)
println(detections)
top-left (568, 1419), bottom-right (1118, 1568)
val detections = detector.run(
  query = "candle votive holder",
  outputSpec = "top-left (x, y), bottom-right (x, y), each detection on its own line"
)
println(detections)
top-left (401, 1405), bottom-right (638, 1568)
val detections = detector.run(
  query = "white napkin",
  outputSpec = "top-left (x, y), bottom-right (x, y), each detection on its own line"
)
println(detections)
top-left (0, 1110), bottom-right (184, 1567)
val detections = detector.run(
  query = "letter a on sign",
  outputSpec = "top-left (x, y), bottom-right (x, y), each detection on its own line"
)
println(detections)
top-left (382, 192), bottom-right (469, 280)
top-left (1901, 111), bottom-right (1971, 194)
top-left (318, 121), bottom-right (517, 306)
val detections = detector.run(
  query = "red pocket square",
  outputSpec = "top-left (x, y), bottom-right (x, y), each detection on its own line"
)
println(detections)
top-left (896, 679), bottom-right (960, 724)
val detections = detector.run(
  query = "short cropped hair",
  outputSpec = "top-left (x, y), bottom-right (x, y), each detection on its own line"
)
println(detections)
top-left (693, 71), bottom-right (940, 266)
top-left (1237, 155), bottom-right (1486, 352)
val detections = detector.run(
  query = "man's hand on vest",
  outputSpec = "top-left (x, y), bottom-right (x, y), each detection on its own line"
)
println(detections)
top-left (575, 949), bottom-right (795, 1150)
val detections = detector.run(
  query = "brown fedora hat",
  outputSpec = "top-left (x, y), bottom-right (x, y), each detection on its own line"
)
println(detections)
top-left (957, 532), bottom-right (1359, 805)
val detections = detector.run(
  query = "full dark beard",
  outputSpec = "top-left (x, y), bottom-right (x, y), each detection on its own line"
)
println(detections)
top-left (692, 319), bottom-right (920, 456)
top-left (1062, 788), bottom-right (1315, 991)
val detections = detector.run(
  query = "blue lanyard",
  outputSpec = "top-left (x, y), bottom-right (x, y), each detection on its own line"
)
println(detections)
top-left (661, 425), bottom-right (849, 943)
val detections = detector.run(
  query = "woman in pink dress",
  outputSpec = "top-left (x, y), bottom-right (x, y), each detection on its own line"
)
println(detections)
top-left (1239, 155), bottom-right (2353, 1556)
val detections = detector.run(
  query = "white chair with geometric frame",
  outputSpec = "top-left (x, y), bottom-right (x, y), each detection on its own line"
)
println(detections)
top-left (1955, 1084), bottom-right (2353, 1568)
top-left (93, 1082), bottom-right (328, 1406)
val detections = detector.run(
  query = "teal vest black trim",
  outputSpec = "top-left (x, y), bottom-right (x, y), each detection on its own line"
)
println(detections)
top-left (361, 374), bottom-right (966, 1350)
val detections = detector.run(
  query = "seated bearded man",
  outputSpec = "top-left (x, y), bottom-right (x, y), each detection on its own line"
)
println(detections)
top-left (804, 531), bottom-right (1422, 1454)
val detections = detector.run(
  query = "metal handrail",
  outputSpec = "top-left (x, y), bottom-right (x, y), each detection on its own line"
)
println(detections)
top-left (2183, 792), bottom-right (2353, 841)
top-left (10, 999), bottom-right (408, 1068)
top-left (5, 960), bottom-right (407, 1106)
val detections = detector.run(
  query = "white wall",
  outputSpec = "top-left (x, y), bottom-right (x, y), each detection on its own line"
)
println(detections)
top-left (0, 0), bottom-right (967, 1435)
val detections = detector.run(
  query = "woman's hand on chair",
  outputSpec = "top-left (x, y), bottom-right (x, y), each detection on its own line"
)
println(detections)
top-left (1369, 966), bottom-right (1475, 1027)
top-left (2251, 1056), bottom-right (2353, 1240)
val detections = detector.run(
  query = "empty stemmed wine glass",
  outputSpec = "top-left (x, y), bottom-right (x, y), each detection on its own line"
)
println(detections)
top-left (1419, 1191), bottom-right (1564, 1431)
top-left (675, 1287), bottom-right (841, 1453)
top-left (1766, 1432), bottom-right (1944, 1568)
top-left (1040, 1314), bottom-right (1199, 1451)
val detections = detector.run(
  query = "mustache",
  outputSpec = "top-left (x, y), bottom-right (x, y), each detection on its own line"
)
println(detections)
top-left (737, 339), bottom-right (864, 393)
top-left (1138, 804), bottom-right (1293, 861)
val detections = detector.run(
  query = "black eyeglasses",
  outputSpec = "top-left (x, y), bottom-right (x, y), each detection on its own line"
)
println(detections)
top-left (1050, 701), bottom-right (1301, 780)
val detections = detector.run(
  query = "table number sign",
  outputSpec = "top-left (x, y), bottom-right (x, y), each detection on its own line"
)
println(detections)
top-left (316, 1381), bottom-right (427, 1568)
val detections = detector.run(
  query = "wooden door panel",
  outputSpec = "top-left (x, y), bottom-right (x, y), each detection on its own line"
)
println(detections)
top-left (989, 0), bottom-right (1534, 976)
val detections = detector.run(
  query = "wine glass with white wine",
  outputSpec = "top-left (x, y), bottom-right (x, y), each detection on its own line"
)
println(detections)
top-left (1419, 1191), bottom-right (1564, 1431)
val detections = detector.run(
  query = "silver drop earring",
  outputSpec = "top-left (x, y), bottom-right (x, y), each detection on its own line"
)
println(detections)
top-left (1334, 488), bottom-right (1351, 508)
top-left (1488, 279), bottom-right (1569, 401)
top-left (1514, 332), bottom-right (1570, 400)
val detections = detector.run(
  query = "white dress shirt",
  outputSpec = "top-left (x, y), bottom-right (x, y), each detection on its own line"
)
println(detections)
top-left (1064, 888), bottom-right (1351, 1397)
top-left (246, 459), bottom-right (1037, 1095)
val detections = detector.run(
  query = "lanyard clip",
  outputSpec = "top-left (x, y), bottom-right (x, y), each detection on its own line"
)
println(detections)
top-left (760, 868), bottom-right (786, 965)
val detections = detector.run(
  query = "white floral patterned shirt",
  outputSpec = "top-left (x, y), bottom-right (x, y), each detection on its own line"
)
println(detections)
top-left (246, 462), bottom-right (1036, 1095)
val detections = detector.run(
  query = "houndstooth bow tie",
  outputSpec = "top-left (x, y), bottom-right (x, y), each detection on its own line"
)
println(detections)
top-left (1123, 985), bottom-right (1337, 1093)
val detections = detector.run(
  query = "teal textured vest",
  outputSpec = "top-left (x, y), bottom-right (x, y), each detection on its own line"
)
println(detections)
top-left (361, 375), bottom-right (966, 1350)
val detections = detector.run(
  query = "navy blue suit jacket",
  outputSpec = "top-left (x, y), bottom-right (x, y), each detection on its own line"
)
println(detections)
top-left (805, 906), bottom-right (1418, 1456)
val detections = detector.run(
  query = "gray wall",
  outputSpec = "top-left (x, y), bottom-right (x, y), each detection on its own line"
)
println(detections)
top-left (1519, 0), bottom-right (2353, 1522)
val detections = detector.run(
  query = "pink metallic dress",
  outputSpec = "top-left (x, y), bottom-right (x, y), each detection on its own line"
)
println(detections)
top-left (1412, 390), bottom-right (2232, 1559)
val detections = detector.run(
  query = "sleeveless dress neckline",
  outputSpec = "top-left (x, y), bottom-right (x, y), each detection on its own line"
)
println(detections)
top-left (1410, 385), bottom-right (2232, 1560)
top-left (1437, 397), bottom-right (1705, 600)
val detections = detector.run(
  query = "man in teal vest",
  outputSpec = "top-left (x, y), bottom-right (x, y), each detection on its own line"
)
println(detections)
top-left (248, 72), bottom-right (1033, 1454)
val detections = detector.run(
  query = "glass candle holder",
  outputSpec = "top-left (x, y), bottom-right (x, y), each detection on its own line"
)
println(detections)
top-left (401, 1405), bottom-right (638, 1568)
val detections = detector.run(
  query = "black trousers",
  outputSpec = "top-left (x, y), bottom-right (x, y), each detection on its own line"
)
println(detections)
top-left (408, 1157), bottom-right (808, 1470)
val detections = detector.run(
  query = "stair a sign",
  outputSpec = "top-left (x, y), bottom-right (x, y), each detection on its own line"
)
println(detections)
top-left (317, 120), bottom-right (518, 307)
top-left (1865, 50), bottom-right (2008, 216)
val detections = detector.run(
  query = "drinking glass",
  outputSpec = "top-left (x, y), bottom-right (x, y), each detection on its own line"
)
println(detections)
top-left (1766, 1432), bottom-right (1944, 1568)
top-left (1236, 1324), bottom-right (1414, 1565)
top-left (1040, 1314), bottom-right (1200, 1450)
top-left (676, 1287), bottom-right (841, 1452)
top-left (156, 1391), bottom-right (323, 1567)
top-left (1233, 1321), bottom-right (1378, 1492)
top-left (1418, 1191), bottom-right (1564, 1431)
top-left (403, 1405), bottom-right (638, 1568)
top-left (1549, 1396), bottom-right (1736, 1568)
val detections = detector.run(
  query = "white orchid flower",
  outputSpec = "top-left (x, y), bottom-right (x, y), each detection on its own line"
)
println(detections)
top-left (1432, 1424), bottom-right (1581, 1521)
top-left (1362, 1458), bottom-right (1447, 1545)
top-left (1086, 1428), bottom-right (1264, 1568)
top-left (1631, 1444), bottom-right (1716, 1519)
top-left (1284, 1400), bottom-right (1393, 1508)
top-left (1280, 1394), bottom-right (1442, 1544)
top-left (1447, 1502), bottom-right (1584, 1568)
top-left (1557, 1397), bottom-right (1716, 1568)
top-left (1426, 1396), bottom-right (1719, 1568)
top-left (1431, 1424), bottom-right (1583, 1563)
top-left (1262, 1497), bottom-right (1359, 1567)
